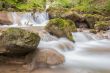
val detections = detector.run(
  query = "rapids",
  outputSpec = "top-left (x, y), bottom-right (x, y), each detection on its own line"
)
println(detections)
top-left (38, 31), bottom-right (110, 73)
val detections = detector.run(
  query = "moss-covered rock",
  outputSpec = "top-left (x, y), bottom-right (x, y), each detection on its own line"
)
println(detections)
top-left (61, 10), bottom-right (84, 22)
top-left (47, 7), bottom-right (83, 22)
top-left (83, 14), bottom-right (105, 28)
top-left (45, 18), bottom-right (77, 40)
top-left (0, 28), bottom-right (40, 56)
top-left (95, 21), bottom-right (110, 31)
top-left (47, 7), bottom-right (68, 19)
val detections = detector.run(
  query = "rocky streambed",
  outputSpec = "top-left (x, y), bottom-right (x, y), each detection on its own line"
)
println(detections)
top-left (0, 9), bottom-right (110, 73)
top-left (0, 27), bottom-right (109, 73)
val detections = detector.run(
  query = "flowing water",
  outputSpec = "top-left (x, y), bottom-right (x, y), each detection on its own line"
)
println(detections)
top-left (37, 31), bottom-right (110, 73)
top-left (0, 10), bottom-right (110, 73)
top-left (0, 12), bottom-right (49, 27)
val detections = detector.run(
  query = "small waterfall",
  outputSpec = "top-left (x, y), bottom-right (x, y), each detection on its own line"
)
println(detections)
top-left (38, 38), bottom-right (74, 52)
top-left (12, 12), bottom-right (18, 26)
top-left (38, 31), bottom-right (74, 52)
top-left (72, 32), bottom-right (95, 42)
top-left (1, 12), bottom-right (49, 27)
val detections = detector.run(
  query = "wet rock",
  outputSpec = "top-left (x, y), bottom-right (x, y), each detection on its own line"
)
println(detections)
top-left (25, 48), bottom-right (65, 71)
top-left (45, 18), bottom-right (77, 40)
top-left (0, 28), bottom-right (40, 56)
top-left (0, 12), bottom-right (13, 25)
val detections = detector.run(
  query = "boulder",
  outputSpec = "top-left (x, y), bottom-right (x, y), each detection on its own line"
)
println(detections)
top-left (0, 28), bottom-right (40, 56)
top-left (0, 12), bottom-right (13, 25)
top-left (25, 48), bottom-right (65, 70)
top-left (47, 7), bottom-right (68, 19)
top-left (83, 14), bottom-right (105, 28)
top-left (45, 18), bottom-right (77, 40)
top-left (94, 21), bottom-right (110, 31)
top-left (61, 10), bottom-right (84, 22)
top-left (47, 7), bottom-right (83, 22)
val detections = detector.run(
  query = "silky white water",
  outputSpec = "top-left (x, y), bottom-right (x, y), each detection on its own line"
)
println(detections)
top-left (38, 32), bottom-right (110, 72)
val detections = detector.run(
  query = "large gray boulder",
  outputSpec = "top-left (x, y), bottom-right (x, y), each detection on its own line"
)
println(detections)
top-left (0, 28), bottom-right (40, 56)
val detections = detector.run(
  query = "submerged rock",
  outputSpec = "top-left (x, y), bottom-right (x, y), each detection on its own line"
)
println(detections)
top-left (25, 48), bottom-right (65, 71)
top-left (45, 18), bottom-right (77, 40)
top-left (0, 28), bottom-right (40, 56)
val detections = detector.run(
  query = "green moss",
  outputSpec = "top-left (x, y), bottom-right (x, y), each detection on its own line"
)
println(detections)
top-left (104, 0), bottom-right (110, 12)
top-left (45, 18), bottom-right (76, 40)
top-left (47, 18), bottom-right (76, 31)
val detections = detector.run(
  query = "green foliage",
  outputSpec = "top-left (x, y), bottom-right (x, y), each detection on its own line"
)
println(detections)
top-left (0, 0), bottom-right (46, 11)
top-left (2, 0), bottom-right (17, 4)
top-left (104, 0), bottom-right (110, 12)
top-left (0, 0), bottom-right (110, 13)
top-left (48, 18), bottom-right (76, 30)
top-left (47, 0), bottom-right (97, 13)
top-left (49, 0), bottom-right (74, 8)
top-left (73, 0), bottom-right (97, 12)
